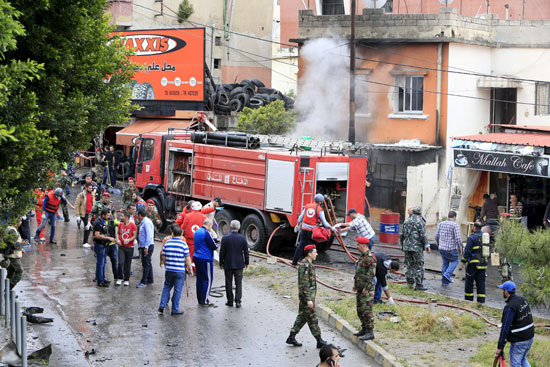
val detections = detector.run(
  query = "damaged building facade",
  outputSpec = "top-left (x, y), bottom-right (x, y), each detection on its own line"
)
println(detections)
top-left (294, 7), bottom-right (550, 228)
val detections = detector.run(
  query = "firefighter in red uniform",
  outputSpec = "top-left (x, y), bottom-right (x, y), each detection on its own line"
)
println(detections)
top-left (182, 201), bottom-right (206, 264)
top-left (292, 194), bottom-right (332, 266)
top-left (33, 188), bottom-right (74, 244)
top-left (33, 188), bottom-right (48, 241)
top-left (176, 201), bottom-right (194, 228)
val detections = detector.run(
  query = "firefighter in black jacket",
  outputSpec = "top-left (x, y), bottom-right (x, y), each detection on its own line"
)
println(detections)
top-left (461, 222), bottom-right (487, 304)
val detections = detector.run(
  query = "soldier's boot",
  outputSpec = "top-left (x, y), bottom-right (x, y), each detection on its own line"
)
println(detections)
top-left (414, 284), bottom-right (428, 291)
top-left (315, 335), bottom-right (328, 349)
top-left (353, 328), bottom-right (367, 337)
top-left (360, 329), bottom-right (375, 341)
top-left (286, 333), bottom-right (302, 347)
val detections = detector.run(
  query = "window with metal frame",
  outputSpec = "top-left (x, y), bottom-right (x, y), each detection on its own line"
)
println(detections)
top-left (139, 138), bottom-right (155, 163)
top-left (322, 0), bottom-right (345, 15)
top-left (535, 82), bottom-right (550, 115)
top-left (395, 75), bottom-right (424, 113)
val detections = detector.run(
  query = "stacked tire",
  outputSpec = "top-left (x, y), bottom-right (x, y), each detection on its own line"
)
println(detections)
top-left (206, 78), bottom-right (294, 114)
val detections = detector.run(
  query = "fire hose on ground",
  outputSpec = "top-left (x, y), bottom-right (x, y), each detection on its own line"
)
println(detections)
top-left (250, 218), bottom-right (550, 329)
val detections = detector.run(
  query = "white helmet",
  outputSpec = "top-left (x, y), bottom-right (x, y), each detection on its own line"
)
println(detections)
top-left (314, 194), bottom-right (324, 203)
top-left (191, 201), bottom-right (203, 211)
top-left (54, 188), bottom-right (63, 197)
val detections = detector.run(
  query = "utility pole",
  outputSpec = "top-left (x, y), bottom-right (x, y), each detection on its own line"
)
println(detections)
top-left (349, 0), bottom-right (356, 144)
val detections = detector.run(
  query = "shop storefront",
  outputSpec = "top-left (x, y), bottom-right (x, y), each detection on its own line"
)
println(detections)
top-left (451, 129), bottom-right (550, 230)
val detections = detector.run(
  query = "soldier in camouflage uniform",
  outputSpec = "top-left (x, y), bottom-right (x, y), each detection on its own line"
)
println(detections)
top-left (353, 237), bottom-right (377, 340)
top-left (56, 170), bottom-right (72, 222)
top-left (286, 244), bottom-right (328, 349)
top-left (1, 221), bottom-right (26, 289)
top-left (146, 199), bottom-right (162, 232)
top-left (93, 147), bottom-right (105, 186)
top-left (122, 177), bottom-right (138, 209)
top-left (400, 206), bottom-right (430, 291)
top-left (90, 192), bottom-right (115, 223)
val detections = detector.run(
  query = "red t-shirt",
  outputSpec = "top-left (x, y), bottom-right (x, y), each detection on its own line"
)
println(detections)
top-left (85, 193), bottom-right (94, 214)
top-left (118, 222), bottom-right (137, 247)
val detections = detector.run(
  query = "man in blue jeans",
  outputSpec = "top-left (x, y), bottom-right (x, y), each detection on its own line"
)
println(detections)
top-left (93, 208), bottom-right (116, 288)
top-left (435, 211), bottom-right (462, 286)
top-left (159, 225), bottom-right (193, 315)
top-left (136, 209), bottom-right (155, 288)
top-left (495, 281), bottom-right (535, 367)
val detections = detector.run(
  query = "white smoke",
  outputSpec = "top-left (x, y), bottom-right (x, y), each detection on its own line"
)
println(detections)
top-left (293, 38), bottom-right (350, 141)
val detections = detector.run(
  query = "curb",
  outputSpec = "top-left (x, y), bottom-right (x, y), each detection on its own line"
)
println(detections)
top-left (317, 305), bottom-right (404, 367)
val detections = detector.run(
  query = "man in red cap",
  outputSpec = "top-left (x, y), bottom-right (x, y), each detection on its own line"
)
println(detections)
top-left (353, 237), bottom-right (377, 340)
top-left (182, 201), bottom-right (206, 262)
top-left (90, 191), bottom-right (114, 223)
top-left (146, 199), bottom-right (162, 231)
top-left (286, 244), bottom-right (328, 349)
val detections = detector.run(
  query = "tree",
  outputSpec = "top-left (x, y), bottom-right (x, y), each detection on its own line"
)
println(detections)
top-left (0, 0), bottom-right (135, 225)
top-left (495, 219), bottom-right (550, 307)
top-left (177, 0), bottom-right (194, 23)
top-left (237, 100), bottom-right (296, 135)
top-left (7, 0), bottom-right (135, 162)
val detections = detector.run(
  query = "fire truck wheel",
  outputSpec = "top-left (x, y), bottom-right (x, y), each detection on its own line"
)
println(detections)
top-left (242, 214), bottom-right (266, 252)
top-left (215, 208), bottom-right (240, 238)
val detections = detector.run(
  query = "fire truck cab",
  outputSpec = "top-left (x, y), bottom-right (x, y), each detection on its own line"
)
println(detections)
top-left (133, 132), bottom-right (367, 252)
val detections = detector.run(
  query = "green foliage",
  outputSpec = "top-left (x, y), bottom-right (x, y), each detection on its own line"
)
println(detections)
top-left (177, 0), bottom-right (194, 23)
top-left (495, 219), bottom-right (550, 307)
top-left (0, 0), bottom-right (135, 224)
top-left (237, 100), bottom-right (296, 135)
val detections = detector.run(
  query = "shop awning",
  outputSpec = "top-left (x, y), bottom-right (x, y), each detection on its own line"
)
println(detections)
top-left (453, 132), bottom-right (550, 148)
top-left (116, 118), bottom-right (193, 146)
top-left (477, 77), bottom-right (523, 89)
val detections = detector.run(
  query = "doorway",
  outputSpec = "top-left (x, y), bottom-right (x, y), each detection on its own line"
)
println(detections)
top-left (490, 88), bottom-right (517, 125)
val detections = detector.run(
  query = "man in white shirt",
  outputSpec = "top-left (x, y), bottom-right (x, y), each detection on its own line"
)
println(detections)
top-left (335, 209), bottom-right (376, 249)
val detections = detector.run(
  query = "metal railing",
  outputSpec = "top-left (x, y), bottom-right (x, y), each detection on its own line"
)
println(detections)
top-left (0, 268), bottom-right (27, 366)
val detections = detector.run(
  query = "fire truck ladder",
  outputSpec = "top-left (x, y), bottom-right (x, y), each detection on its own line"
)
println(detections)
top-left (299, 167), bottom-right (315, 209)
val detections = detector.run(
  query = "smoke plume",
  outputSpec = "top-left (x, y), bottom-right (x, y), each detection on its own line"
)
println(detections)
top-left (293, 38), bottom-right (350, 141)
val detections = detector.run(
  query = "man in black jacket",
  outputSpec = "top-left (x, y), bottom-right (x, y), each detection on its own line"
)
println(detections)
top-left (219, 220), bottom-right (249, 308)
top-left (495, 281), bottom-right (535, 367)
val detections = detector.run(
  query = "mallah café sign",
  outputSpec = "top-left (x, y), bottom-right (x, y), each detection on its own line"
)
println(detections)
top-left (453, 149), bottom-right (550, 178)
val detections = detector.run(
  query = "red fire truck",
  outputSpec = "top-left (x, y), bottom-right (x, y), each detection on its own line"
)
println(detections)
top-left (133, 131), bottom-right (367, 252)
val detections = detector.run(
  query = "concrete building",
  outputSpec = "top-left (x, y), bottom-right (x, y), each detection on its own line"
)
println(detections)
top-left (271, 0), bottom-right (298, 94)
top-left (295, 7), bottom-right (550, 228)
top-left (107, 0), bottom-right (274, 87)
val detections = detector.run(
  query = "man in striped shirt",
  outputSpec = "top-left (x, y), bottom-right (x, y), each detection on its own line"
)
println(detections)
top-left (158, 224), bottom-right (193, 315)
top-left (435, 211), bottom-right (462, 285)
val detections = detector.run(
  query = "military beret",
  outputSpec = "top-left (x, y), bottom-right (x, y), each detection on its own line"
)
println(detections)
top-left (356, 237), bottom-right (370, 244)
top-left (412, 206), bottom-right (422, 214)
top-left (304, 244), bottom-right (316, 251)
top-left (147, 199), bottom-right (155, 204)
top-left (128, 177), bottom-right (135, 182)
top-left (102, 192), bottom-right (110, 197)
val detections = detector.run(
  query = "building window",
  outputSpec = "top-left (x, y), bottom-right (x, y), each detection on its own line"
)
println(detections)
top-left (322, 0), bottom-right (344, 15)
top-left (214, 58), bottom-right (221, 69)
top-left (536, 82), bottom-right (550, 115)
top-left (395, 75), bottom-right (424, 113)
top-left (383, 0), bottom-right (394, 12)
top-left (215, 36), bottom-right (221, 46)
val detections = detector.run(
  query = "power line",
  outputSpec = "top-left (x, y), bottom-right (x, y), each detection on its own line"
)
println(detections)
top-left (130, 2), bottom-right (298, 48)
top-left (356, 76), bottom-right (549, 108)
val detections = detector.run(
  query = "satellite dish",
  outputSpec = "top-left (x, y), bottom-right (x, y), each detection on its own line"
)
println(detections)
top-left (362, 0), bottom-right (387, 8)
top-left (438, 0), bottom-right (455, 5)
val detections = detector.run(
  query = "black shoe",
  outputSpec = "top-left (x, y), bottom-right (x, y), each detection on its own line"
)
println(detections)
top-left (103, 280), bottom-right (111, 284)
top-left (97, 283), bottom-right (109, 288)
top-left (291, 262), bottom-right (298, 266)
top-left (200, 302), bottom-right (214, 307)
top-left (360, 332), bottom-right (375, 341)
top-left (353, 329), bottom-right (367, 337)
top-left (49, 240), bottom-right (57, 245)
top-left (171, 311), bottom-right (184, 315)
top-left (225, 301), bottom-right (233, 307)
top-left (158, 307), bottom-right (164, 314)
top-left (286, 335), bottom-right (302, 347)
top-left (414, 284), bottom-right (428, 291)
top-left (316, 337), bottom-right (328, 349)
top-left (132, 256), bottom-right (140, 259)
top-left (64, 218), bottom-right (70, 222)
top-left (235, 302), bottom-right (241, 308)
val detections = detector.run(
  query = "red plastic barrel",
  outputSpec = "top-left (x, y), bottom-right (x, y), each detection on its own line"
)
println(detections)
top-left (379, 213), bottom-right (400, 244)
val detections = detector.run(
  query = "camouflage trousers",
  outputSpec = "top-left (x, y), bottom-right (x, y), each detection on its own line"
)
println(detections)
top-left (60, 200), bottom-right (69, 219)
top-left (404, 250), bottom-right (424, 285)
top-left (1, 258), bottom-right (23, 289)
top-left (356, 290), bottom-right (374, 331)
top-left (290, 300), bottom-right (321, 337)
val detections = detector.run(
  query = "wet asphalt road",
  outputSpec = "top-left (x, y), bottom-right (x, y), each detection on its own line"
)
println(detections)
top-left (17, 196), bottom-right (375, 366)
